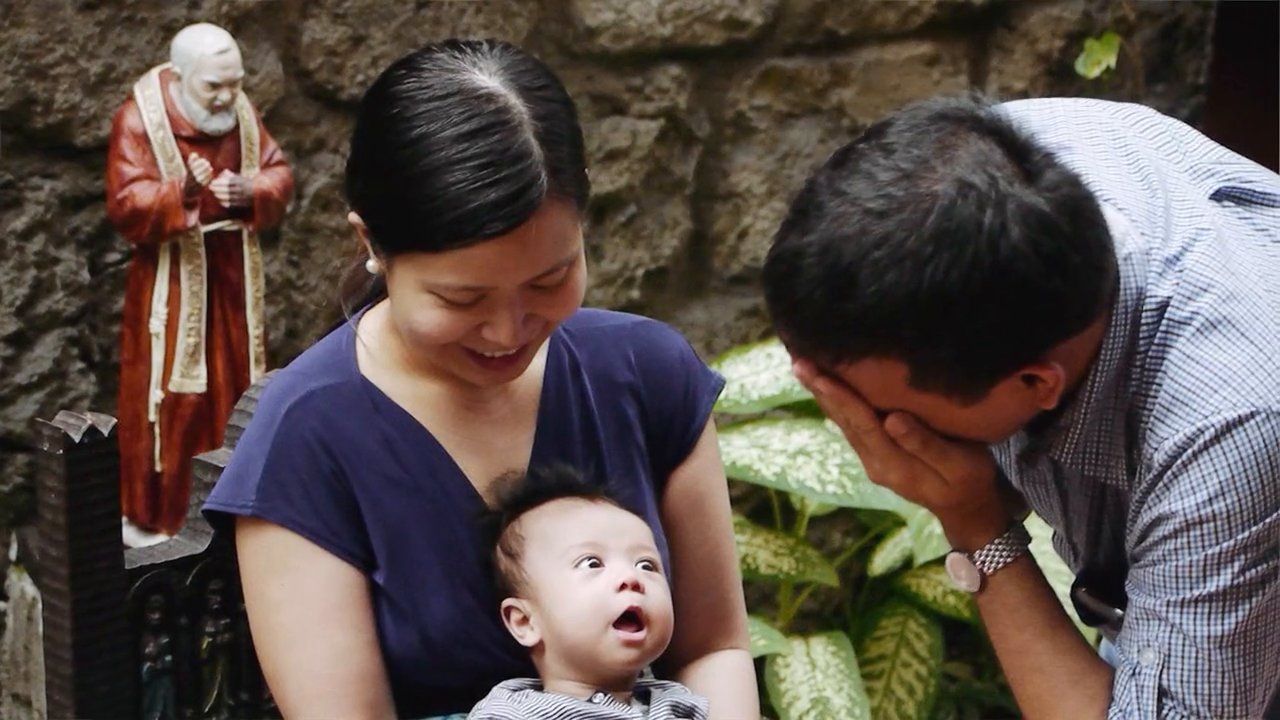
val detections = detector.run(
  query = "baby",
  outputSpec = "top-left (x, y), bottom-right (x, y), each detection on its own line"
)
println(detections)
top-left (468, 465), bottom-right (709, 719)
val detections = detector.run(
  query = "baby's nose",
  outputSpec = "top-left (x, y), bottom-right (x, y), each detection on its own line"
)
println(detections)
top-left (617, 571), bottom-right (644, 593)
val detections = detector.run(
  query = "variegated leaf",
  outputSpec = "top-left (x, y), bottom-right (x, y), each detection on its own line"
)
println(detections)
top-left (859, 599), bottom-right (943, 720)
top-left (719, 418), bottom-right (915, 517)
top-left (1026, 513), bottom-right (1097, 643)
top-left (868, 525), bottom-right (913, 578)
top-left (906, 507), bottom-right (949, 566)
top-left (766, 632), bottom-right (871, 720)
top-left (893, 562), bottom-right (978, 624)
top-left (791, 494), bottom-right (840, 518)
top-left (712, 337), bottom-right (811, 414)
top-left (1074, 30), bottom-right (1122, 80)
top-left (733, 515), bottom-right (838, 587)
top-left (748, 614), bottom-right (791, 658)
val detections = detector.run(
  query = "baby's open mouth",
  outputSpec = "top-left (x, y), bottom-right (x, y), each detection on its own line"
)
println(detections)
top-left (612, 606), bottom-right (646, 634)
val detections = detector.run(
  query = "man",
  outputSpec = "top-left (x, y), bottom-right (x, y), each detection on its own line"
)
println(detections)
top-left (763, 96), bottom-right (1278, 718)
top-left (106, 23), bottom-right (293, 536)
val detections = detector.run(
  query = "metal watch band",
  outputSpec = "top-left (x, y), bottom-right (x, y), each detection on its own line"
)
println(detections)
top-left (969, 522), bottom-right (1031, 576)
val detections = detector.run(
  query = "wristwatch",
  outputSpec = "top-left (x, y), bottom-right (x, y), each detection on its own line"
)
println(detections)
top-left (944, 522), bottom-right (1031, 593)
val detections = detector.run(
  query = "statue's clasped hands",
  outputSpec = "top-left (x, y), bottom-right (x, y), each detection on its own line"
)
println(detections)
top-left (791, 359), bottom-right (1010, 548)
top-left (185, 152), bottom-right (251, 208)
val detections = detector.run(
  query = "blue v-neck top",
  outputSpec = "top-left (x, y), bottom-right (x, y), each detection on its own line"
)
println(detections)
top-left (204, 308), bottom-right (724, 717)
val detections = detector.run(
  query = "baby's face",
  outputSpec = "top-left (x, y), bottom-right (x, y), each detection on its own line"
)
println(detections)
top-left (511, 499), bottom-right (673, 685)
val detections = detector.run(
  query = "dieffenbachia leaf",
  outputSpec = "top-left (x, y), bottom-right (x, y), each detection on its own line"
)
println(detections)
top-left (893, 562), bottom-right (978, 624)
top-left (766, 632), bottom-right (871, 720)
top-left (712, 337), bottom-right (811, 414)
top-left (733, 515), bottom-right (838, 587)
top-left (719, 418), bottom-right (915, 517)
top-left (1074, 30), bottom-right (1121, 79)
top-left (791, 494), bottom-right (840, 518)
top-left (748, 614), bottom-right (791, 658)
top-left (868, 525), bottom-right (913, 578)
top-left (906, 507), bottom-right (949, 567)
top-left (1026, 513), bottom-right (1097, 643)
top-left (859, 599), bottom-right (943, 720)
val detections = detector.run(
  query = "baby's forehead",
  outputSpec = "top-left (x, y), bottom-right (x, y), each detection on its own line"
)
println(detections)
top-left (514, 497), bottom-right (655, 547)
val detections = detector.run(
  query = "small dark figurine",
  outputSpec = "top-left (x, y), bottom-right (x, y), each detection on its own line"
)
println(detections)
top-left (139, 593), bottom-right (176, 720)
top-left (197, 578), bottom-right (235, 718)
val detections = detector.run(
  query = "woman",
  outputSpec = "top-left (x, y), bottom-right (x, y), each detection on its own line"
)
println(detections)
top-left (204, 39), bottom-right (758, 718)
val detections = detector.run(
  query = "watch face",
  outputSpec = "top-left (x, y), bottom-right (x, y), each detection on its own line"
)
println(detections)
top-left (945, 552), bottom-right (982, 593)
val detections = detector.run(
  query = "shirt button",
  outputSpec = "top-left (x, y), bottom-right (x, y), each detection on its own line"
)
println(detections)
top-left (590, 691), bottom-right (607, 703)
top-left (1137, 646), bottom-right (1159, 667)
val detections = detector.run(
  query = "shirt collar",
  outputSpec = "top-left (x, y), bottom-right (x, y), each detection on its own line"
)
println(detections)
top-left (1021, 203), bottom-right (1146, 484)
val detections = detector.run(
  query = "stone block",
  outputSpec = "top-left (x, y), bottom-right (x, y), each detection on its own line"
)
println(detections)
top-left (297, 0), bottom-right (541, 103)
top-left (568, 0), bottom-right (778, 55)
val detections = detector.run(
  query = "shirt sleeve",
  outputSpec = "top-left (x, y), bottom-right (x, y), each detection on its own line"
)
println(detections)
top-left (202, 386), bottom-right (375, 573)
top-left (629, 320), bottom-right (726, 485)
top-left (1107, 409), bottom-right (1280, 719)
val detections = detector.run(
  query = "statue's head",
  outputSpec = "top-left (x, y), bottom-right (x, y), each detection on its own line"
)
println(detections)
top-left (169, 23), bottom-right (243, 136)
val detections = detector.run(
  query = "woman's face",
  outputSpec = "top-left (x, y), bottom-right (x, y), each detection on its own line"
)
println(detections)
top-left (379, 199), bottom-right (587, 390)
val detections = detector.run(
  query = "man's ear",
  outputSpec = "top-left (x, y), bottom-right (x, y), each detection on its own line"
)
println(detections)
top-left (347, 211), bottom-right (375, 257)
top-left (1018, 361), bottom-right (1067, 410)
top-left (499, 598), bottom-right (541, 649)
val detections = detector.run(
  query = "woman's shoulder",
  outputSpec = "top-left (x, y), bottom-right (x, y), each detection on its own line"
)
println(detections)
top-left (554, 309), bottom-right (719, 399)
top-left (558, 308), bottom-right (693, 353)
top-left (253, 321), bottom-right (366, 427)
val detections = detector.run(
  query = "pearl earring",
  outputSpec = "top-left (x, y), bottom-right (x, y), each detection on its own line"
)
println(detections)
top-left (365, 257), bottom-right (380, 275)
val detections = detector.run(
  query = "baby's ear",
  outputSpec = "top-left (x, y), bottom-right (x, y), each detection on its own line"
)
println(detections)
top-left (499, 598), bottom-right (541, 648)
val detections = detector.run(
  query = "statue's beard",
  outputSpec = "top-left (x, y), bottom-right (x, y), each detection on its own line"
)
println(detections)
top-left (171, 83), bottom-right (237, 137)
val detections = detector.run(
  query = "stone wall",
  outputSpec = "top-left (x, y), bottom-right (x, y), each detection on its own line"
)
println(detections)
top-left (0, 0), bottom-right (1215, 528)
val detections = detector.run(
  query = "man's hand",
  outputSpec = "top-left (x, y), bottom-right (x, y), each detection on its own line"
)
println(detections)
top-left (209, 170), bottom-right (252, 208)
top-left (185, 153), bottom-right (214, 196)
top-left (792, 359), bottom-right (1010, 548)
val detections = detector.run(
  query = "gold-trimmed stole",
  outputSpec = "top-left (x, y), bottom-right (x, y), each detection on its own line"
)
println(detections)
top-left (131, 63), bottom-right (267, 471)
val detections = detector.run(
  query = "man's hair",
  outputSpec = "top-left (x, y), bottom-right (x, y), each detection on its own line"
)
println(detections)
top-left (763, 94), bottom-right (1117, 402)
top-left (480, 464), bottom-right (631, 599)
top-left (170, 23), bottom-right (239, 79)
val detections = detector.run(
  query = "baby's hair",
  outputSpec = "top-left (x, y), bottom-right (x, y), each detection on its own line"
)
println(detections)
top-left (480, 464), bottom-right (631, 599)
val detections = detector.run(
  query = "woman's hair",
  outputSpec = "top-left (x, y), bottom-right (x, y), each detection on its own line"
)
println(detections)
top-left (340, 39), bottom-right (590, 314)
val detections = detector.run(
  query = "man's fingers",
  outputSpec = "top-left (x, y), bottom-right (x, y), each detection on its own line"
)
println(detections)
top-left (884, 412), bottom-right (987, 485)
top-left (793, 362), bottom-right (879, 433)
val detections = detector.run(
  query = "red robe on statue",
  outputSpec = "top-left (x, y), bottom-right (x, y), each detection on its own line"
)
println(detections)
top-left (106, 66), bottom-right (293, 534)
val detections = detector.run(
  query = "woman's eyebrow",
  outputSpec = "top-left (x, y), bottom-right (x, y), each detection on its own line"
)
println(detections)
top-left (424, 249), bottom-right (578, 292)
top-left (528, 251), bottom-right (579, 280)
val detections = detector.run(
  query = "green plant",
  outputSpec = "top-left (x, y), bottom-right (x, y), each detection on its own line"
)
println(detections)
top-left (712, 338), bottom-right (1093, 720)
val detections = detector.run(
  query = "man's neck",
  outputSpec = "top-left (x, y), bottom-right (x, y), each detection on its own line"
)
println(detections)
top-left (1025, 311), bottom-right (1111, 436)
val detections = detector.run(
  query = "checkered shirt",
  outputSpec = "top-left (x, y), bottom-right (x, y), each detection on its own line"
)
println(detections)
top-left (990, 98), bottom-right (1280, 719)
top-left (467, 678), bottom-right (708, 720)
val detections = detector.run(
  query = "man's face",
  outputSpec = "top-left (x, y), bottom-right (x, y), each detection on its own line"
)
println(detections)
top-left (507, 499), bottom-right (673, 690)
top-left (829, 356), bottom-right (1043, 445)
top-left (181, 49), bottom-right (244, 115)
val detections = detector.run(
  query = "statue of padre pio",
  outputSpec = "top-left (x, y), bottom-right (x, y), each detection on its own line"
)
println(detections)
top-left (106, 22), bottom-right (294, 537)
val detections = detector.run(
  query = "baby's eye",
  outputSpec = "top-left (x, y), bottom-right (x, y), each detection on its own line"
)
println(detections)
top-left (575, 555), bottom-right (603, 570)
top-left (636, 559), bottom-right (658, 572)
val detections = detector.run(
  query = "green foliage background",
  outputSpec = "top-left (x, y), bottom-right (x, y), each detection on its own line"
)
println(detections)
top-left (712, 339), bottom-right (1094, 719)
